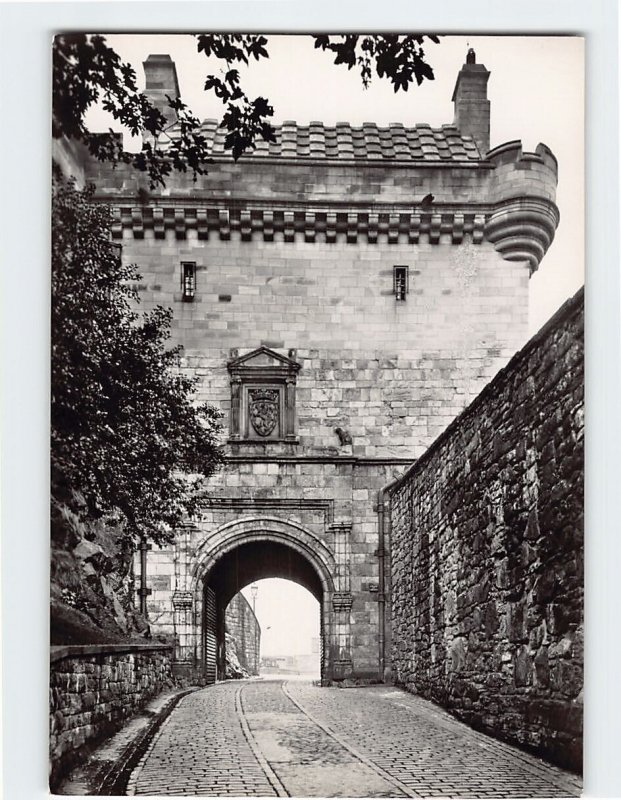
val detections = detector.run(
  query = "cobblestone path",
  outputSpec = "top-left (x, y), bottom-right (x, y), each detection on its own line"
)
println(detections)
top-left (127, 679), bottom-right (581, 797)
top-left (285, 682), bottom-right (582, 798)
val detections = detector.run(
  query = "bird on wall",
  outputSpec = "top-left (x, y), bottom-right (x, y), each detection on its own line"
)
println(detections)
top-left (334, 427), bottom-right (353, 446)
top-left (136, 187), bottom-right (151, 206)
top-left (421, 193), bottom-right (435, 210)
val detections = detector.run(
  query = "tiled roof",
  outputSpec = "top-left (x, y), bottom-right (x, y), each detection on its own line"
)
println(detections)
top-left (165, 120), bottom-right (482, 162)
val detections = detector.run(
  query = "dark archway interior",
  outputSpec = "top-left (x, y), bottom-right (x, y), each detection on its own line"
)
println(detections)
top-left (202, 540), bottom-right (324, 683)
top-left (204, 540), bottom-right (323, 608)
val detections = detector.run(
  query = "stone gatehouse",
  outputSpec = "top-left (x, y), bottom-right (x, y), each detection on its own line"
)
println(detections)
top-left (58, 50), bottom-right (560, 685)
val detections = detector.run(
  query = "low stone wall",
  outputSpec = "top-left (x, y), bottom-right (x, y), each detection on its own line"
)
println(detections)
top-left (226, 592), bottom-right (261, 676)
top-left (49, 643), bottom-right (173, 788)
top-left (390, 289), bottom-right (583, 772)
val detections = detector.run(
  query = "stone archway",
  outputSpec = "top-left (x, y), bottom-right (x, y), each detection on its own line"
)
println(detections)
top-left (172, 517), bottom-right (349, 683)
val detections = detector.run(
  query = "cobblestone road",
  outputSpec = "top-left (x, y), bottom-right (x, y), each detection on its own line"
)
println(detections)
top-left (127, 679), bottom-right (581, 797)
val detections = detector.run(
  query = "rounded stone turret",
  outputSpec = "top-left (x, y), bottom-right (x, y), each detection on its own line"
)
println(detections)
top-left (485, 141), bottom-right (560, 273)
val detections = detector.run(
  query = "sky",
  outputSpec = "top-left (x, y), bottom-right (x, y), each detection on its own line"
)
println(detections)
top-left (86, 34), bottom-right (585, 660)
top-left (241, 579), bottom-right (320, 659)
top-left (89, 33), bottom-right (585, 338)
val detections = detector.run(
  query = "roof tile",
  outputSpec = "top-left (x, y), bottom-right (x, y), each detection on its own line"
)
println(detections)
top-left (167, 120), bottom-right (482, 162)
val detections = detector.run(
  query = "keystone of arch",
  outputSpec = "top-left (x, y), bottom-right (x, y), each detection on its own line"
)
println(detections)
top-left (189, 516), bottom-right (337, 596)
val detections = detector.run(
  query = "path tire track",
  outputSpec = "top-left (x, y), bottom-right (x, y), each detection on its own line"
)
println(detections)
top-left (280, 681), bottom-right (420, 798)
top-left (236, 684), bottom-right (290, 797)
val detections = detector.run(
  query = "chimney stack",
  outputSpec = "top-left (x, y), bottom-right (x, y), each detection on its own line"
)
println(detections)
top-left (143, 54), bottom-right (180, 131)
top-left (452, 49), bottom-right (490, 155)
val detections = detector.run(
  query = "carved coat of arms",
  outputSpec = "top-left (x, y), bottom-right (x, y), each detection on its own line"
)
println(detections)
top-left (248, 389), bottom-right (280, 437)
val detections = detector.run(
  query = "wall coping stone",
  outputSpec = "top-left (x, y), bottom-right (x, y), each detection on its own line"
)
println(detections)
top-left (389, 285), bottom-right (584, 495)
top-left (50, 643), bottom-right (173, 664)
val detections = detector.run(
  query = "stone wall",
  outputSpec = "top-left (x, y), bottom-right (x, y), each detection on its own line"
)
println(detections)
top-left (119, 236), bottom-right (527, 458)
top-left (390, 290), bottom-right (583, 772)
top-left (94, 183), bottom-right (531, 459)
top-left (84, 117), bottom-right (561, 462)
top-left (225, 592), bottom-right (261, 675)
top-left (49, 644), bottom-right (173, 789)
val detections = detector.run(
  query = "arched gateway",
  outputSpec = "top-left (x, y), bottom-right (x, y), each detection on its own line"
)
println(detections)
top-left (170, 517), bottom-right (354, 684)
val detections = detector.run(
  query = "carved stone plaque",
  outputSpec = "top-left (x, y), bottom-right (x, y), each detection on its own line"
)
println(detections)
top-left (248, 388), bottom-right (280, 437)
top-left (227, 346), bottom-right (300, 443)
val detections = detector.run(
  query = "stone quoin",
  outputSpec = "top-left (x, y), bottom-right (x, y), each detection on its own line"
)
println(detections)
top-left (55, 50), bottom-right (563, 697)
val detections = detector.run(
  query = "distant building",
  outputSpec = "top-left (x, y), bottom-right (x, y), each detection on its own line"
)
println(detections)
top-left (260, 654), bottom-right (319, 675)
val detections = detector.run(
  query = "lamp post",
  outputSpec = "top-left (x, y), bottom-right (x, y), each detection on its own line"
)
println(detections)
top-left (250, 583), bottom-right (258, 614)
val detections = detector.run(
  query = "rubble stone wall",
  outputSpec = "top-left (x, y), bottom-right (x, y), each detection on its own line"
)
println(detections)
top-left (49, 645), bottom-right (173, 788)
top-left (390, 290), bottom-right (584, 772)
top-left (225, 592), bottom-right (261, 675)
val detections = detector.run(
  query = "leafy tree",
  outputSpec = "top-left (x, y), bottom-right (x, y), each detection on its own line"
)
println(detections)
top-left (53, 33), bottom-right (440, 187)
top-left (312, 34), bottom-right (438, 91)
top-left (51, 175), bottom-right (223, 545)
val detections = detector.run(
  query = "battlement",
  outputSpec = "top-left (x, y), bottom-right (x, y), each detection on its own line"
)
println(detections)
top-left (484, 140), bottom-right (559, 273)
top-left (486, 139), bottom-right (558, 177)
top-left (77, 51), bottom-right (559, 274)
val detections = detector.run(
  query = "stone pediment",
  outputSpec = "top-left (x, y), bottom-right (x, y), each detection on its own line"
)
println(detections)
top-left (227, 347), bottom-right (300, 444)
top-left (227, 346), bottom-right (300, 375)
